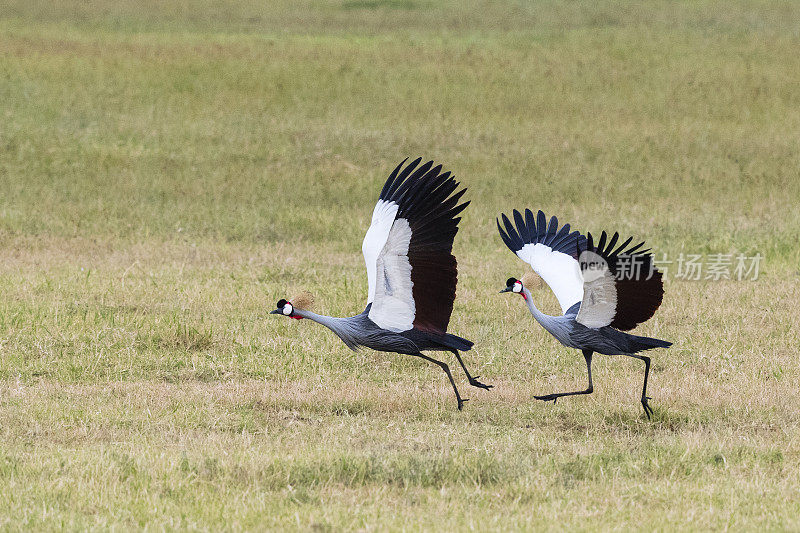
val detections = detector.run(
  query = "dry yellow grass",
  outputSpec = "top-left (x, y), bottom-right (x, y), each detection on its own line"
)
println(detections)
top-left (1, 240), bottom-right (798, 529)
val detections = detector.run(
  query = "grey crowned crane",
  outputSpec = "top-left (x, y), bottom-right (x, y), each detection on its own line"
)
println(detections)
top-left (497, 209), bottom-right (671, 419)
top-left (271, 158), bottom-right (491, 410)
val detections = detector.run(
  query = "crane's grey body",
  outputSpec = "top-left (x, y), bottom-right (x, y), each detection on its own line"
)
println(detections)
top-left (294, 306), bottom-right (472, 356)
top-left (284, 306), bottom-right (484, 412)
top-left (507, 284), bottom-right (670, 419)
top-left (497, 209), bottom-right (671, 419)
top-left (519, 289), bottom-right (670, 356)
top-left (273, 159), bottom-right (488, 411)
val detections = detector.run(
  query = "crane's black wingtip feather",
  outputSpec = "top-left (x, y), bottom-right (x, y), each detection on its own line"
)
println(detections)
top-left (498, 209), bottom-right (583, 257)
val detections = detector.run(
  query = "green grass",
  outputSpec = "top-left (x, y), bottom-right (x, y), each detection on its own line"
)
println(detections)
top-left (1, 0), bottom-right (800, 529)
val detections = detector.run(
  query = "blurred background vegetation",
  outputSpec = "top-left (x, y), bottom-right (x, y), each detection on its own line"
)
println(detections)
top-left (2, 0), bottom-right (799, 264)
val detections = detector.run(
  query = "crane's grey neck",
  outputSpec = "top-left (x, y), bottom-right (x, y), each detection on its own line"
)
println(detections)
top-left (291, 308), bottom-right (359, 350)
top-left (293, 308), bottom-right (337, 328)
top-left (521, 288), bottom-right (550, 322)
top-left (519, 287), bottom-right (565, 337)
top-left (519, 288), bottom-right (579, 349)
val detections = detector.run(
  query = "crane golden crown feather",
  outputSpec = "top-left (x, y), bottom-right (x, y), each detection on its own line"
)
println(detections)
top-left (289, 291), bottom-right (315, 311)
top-left (521, 270), bottom-right (543, 289)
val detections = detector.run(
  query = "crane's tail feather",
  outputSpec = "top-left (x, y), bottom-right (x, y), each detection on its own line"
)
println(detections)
top-left (630, 334), bottom-right (671, 352)
top-left (441, 333), bottom-right (474, 352)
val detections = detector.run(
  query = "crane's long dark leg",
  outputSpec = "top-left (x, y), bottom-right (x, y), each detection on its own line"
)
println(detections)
top-left (534, 350), bottom-right (594, 403)
top-left (625, 354), bottom-right (654, 420)
top-left (450, 350), bottom-right (493, 390)
top-left (411, 352), bottom-right (468, 411)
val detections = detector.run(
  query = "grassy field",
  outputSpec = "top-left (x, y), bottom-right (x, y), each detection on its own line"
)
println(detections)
top-left (2, 0), bottom-right (800, 529)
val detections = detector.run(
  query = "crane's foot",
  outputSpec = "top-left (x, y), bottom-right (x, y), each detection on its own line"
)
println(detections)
top-left (534, 394), bottom-right (559, 404)
top-left (468, 376), bottom-right (493, 390)
top-left (641, 396), bottom-right (654, 420)
top-left (457, 398), bottom-right (470, 411)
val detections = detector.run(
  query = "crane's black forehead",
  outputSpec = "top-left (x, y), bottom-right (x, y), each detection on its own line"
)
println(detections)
top-left (277, 298), bottom-right (288, 307)
top-left (506, 277), bottom-right (517, 286)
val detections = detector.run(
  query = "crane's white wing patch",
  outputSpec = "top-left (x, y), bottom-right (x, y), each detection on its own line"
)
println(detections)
top-left (576, 251), bottom-right (618, 328)
top-left (368, 218), bottom-right (415, 332)
top-left (362, 200), bottom-right (399, 304)
top-left (517, 242), bottom-right (583, 314)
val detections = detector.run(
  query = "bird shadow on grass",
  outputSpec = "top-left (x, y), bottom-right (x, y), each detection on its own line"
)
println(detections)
top-left (520, 403), bottom-right (697, 435)
top-left (596, 406), bottom-right (716, 434)
top-left (341, 0), bottom-right (421, 10)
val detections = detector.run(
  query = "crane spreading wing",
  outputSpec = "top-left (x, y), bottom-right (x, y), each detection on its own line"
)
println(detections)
top-left (362, 158), bottom-right (469, 333)
top-left (575, 231), bottom-right (664, 330)
top-left (497, 209), bottom-right (586, 314)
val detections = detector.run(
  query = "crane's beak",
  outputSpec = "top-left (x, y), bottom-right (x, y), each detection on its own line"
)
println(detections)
top-left (269, 309), bottom-right (281, 314)
top-left (499, 287), bottom-right (512, 293)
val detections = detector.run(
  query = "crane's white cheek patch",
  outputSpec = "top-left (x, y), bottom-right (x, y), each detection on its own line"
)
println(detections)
top-left (282, 305), bottom-right (293, 316)
top-left (369, 218), bottom-right (415, 332)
